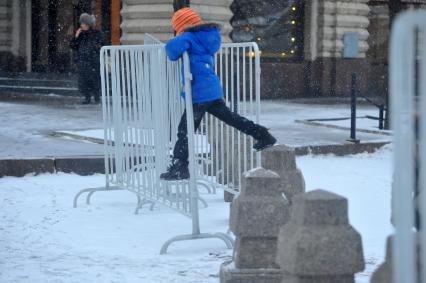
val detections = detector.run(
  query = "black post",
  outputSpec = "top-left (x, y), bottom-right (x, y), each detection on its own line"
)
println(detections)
top-left (379, 105), bottom-right (384, 130)
top-left (348, 73), bottom-right (360, 143)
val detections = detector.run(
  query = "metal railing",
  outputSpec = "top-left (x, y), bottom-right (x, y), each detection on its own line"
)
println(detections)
top-left (72, 37), bottom-right (262, 253)
top-left (391, 10), bottom-right (426, 283)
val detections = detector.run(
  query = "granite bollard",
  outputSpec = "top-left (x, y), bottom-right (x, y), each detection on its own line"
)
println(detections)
top-left (220, 167), bottom-right (290, 283)
top-left (262, 145), bottom-right (305, 202)
top-left (371, 233), bottom-right (423, 283)
top-left (276, 190), bottom-right (365, 283)
top-left (370, 236), bottom-right (393, 283)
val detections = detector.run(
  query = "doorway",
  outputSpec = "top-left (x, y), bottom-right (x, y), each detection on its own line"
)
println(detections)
top-left (31, 0), bottom-right (111, 73)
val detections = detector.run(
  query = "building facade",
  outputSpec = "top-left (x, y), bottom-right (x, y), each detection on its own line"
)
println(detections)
top-left (0, 0), bottom-right (119, 73)
top-left (0, 0), bottom-right (425, 97)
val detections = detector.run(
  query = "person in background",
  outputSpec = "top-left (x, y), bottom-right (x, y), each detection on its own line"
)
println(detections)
top-left (70, 13), bottom-right (105, 104)
top-left (160, 7), bottom-right (277, 181)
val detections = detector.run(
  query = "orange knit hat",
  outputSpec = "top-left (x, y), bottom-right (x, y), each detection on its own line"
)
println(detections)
top-left (172, 7), bottom-right (202, 35)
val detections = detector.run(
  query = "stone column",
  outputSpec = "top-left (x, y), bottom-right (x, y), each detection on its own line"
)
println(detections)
top-left (276, 190), bottom-right (365, 282)
top-left (261, 145), bottom-right (305, 202)
top-left (305, 0), bottom-right (370, 59)
top-left (304, 0), bottom-right (372, 97)
top-left (55, 0), bottom-right (75, 72)
top-left (0, 0), bottom-right (29, 72)
top-left (0, 0), bottom-right (12, 55)
top-left (220, 167), bottom-right (290, 283)
top-left (120, 0), bottom-right (232, 44)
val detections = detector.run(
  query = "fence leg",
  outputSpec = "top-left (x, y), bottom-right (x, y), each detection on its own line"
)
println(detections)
top-left (73, 186), bottom-right (124, 208)
top-left (135, 197), bottom-right (156, 215)
top-left (160, 232), bottom-right (234, 255)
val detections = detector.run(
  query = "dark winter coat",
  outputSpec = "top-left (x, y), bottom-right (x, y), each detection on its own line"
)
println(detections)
top-left (165, 23), bottom-right (223, 103)
top-left (70, 29), bottom-right (105, 92)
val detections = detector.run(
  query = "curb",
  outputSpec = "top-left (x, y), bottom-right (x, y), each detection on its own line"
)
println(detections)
top-left (295, 119), bottom-right (392, 136)
top-left (0, 142), bottom-right (389, 178)
top-left (294, 142), bottom-right (389, 156)
top-left (0, 156), bottom-right (104, 178)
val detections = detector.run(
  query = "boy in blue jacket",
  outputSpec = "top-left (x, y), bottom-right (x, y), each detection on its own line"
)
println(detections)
top-left (160, 7), bottom-right (276, 180)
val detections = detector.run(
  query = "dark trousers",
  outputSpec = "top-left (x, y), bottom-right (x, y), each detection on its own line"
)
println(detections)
top-left (78, 71), bottom-right (101, 101)
top-left (173, 99), bottom-right (266, 162)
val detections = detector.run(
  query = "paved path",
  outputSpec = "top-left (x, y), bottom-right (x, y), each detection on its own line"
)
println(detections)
top-left (0, 96), bottom-right (390, 159)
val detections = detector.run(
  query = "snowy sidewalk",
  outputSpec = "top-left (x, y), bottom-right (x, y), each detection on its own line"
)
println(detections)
top-left (0, 99), bottom-right (390, 159)
top-left (0, 147), bottom-right (393, 283)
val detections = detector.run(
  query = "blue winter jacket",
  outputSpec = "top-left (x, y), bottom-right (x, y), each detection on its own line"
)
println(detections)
top-left (165, 23), bottom-right (224, 103)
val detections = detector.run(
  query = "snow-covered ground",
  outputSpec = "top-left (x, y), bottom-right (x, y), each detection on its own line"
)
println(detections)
top-left (0, 100), bottom-right (391, 159)
top-left (0, 147), bottom-right (392, 283)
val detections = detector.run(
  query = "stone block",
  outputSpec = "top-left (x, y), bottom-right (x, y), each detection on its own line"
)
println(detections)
top-left (261, 145), bottom-right (297, 173)
top-left (234, 237), bottom-right (279, 269)
top-left (276, 190), bottom-right (365, 280)
top-left (291, 189), bottom-right (348, 226)
top-left (277, 223), bottom-right (364, 276)
top-left (230, 168), bottom-right (290, 237)
top-left (230, 197), bottom-right (289, 237)
top-left (279, 168), bottom-right (306, 201)
top-left (261, 146), bottom-right (305, 201)
top-left (220, 260), bottom-right (282, 283)
top-left (241, 168), bottom-right (283, 197)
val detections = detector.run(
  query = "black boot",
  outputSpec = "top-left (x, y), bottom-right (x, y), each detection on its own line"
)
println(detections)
top-left (253, 127), bottom-right (277, 151)
top-left (160, 159), bottom-right (190, 180)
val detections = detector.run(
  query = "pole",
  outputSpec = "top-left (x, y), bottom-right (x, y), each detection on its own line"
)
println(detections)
top-left (111, 0), bottom-right (120, 45)
top-left (183, 52), bottom-right (200, 236)
top-left (348, 73), bottom-right (360, 143)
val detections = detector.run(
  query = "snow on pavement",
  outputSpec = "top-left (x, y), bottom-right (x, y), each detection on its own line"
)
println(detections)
top-left (0, 174), bottom-right (232, 283)
top-left (0, 147), bottom-right (393, 282)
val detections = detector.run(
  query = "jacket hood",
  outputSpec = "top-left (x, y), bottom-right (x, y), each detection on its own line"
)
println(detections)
top-left (185, 23), bottom-right (222, 55)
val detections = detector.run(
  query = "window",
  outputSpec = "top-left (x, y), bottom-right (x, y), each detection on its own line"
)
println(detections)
top-left (231, 0), bottom-right (304, 61)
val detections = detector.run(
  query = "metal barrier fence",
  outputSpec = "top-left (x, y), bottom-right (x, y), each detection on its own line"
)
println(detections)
top-left (391, 10), bottom-right (426, 283)
top-left (141, 34), bottom-right (262, 196)
top-left (73, 36), bottom-right (261, 253)
top-left (73, 44), bottom-right (233, 253)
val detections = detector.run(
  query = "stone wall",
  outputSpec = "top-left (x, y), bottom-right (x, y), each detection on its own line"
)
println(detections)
top-left (0, 0), bottom-right (29, 72)
top-left (0, 0), bottom-right (12, 55)
top-left (260, 0), bottom-right (373, 98)
top-left (305, 0), bottom-right (370, 60)
top-left (120, 0), bottom-right (232, 44)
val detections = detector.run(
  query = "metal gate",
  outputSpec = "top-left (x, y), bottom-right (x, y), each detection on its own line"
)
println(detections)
top-left (73, 37), bottom-right (262, 253)
top-left (391, 10), bottom-right (426, 283)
